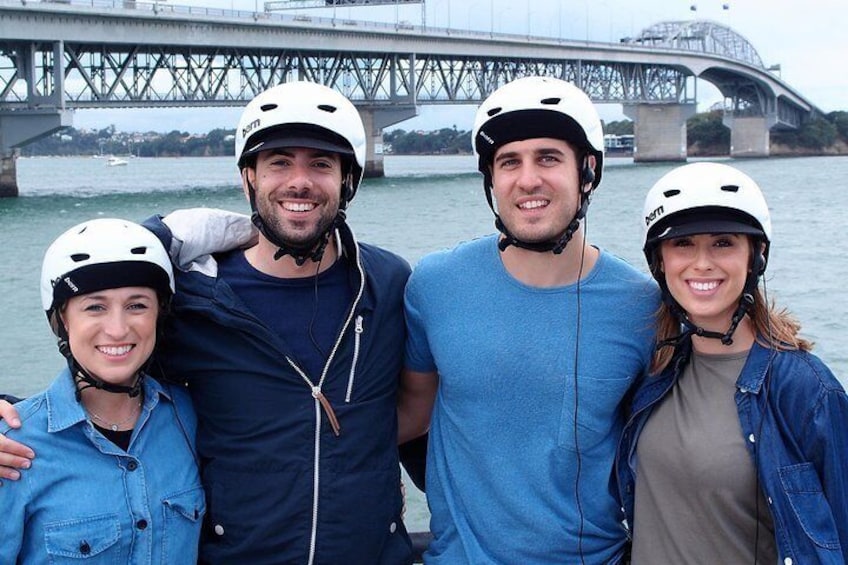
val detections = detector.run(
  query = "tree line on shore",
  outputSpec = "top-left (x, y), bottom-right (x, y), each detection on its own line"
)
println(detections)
top-left (19, 110), bottom-right (848, 158)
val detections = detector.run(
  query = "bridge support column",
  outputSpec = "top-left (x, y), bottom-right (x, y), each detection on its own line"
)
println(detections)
top-left (724, 115), bottom-right (770, 158)
top-left (0, 109), bottom-right (74, 197)
top-left (624, 103), bottom-right (696, 162)
top-left (359, 106), bottom-right (418, 178)
top-left (0, 151), bottom-right (18, 198)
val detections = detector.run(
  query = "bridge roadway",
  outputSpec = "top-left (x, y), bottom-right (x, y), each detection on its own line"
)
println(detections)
top-left (0, 0), bottom-right (823, 195)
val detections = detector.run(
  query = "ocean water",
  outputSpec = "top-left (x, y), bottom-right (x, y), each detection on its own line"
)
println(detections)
top-left (2, 153), bottom-right (847, 532)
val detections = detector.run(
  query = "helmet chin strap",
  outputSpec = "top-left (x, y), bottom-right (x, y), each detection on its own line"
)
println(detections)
top-left (485, 173), bottom-right (591, 256)
top-left (57, 338), bottom-right (144, 402)
top-left (245, 174), bottom-right (346, 267)
top-left (657, 273), bottom-right (758, 350)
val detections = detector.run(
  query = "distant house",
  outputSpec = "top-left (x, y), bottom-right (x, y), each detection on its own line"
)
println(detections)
top-left (604, 134), bottom-right (634, 155)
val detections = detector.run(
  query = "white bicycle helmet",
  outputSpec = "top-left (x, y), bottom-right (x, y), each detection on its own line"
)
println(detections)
top-left (642, 162), bottom-right (772, 273)
top-left (41, 218), bottom-right (175, 335)
top-left (642, 162), bottom-right (772, 346)
top-left (472, 76), bottom-right (604, 187)
top-left (235, 81), bottom-right (367, 202)
top-left (471, 76), bottom-right (605, 254)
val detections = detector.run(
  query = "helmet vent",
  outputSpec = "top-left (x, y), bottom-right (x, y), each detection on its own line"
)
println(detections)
top-left (541, 97), bottom-right (561, 105)
top-left (663, 189), bottom-right (681, 198)
top-left (486, 106), bottom-right (502, 117)
top-left (720, 184), bottom-right (740, 193)
top-left (70, 253), bottom-right (90, 262)
top-left (317, 104), bottom-right (337, 113)
top-left (130, 246), bottom-right (148, 255)
top-left (260, 103), bottom-right (278, 112)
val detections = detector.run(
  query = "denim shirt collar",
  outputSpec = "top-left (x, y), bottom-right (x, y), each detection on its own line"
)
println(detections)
top-left (44, 367), bottom-right (171, 433)
top-left (735, 340), bottom-right (772, 394)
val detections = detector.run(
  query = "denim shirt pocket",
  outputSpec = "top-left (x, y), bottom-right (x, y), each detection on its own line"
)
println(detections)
top-left (44, 514), bottom-right (121, 561)
top-left (779, 462), bottom-right (841, 549)
top-left (161, 485), bottom-right (206, 563)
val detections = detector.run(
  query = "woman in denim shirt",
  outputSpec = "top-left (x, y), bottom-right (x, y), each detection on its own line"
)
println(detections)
top-left (617, 163), bottom-right (848, 564)
top-left (0, 218), bottom-right (204, 564)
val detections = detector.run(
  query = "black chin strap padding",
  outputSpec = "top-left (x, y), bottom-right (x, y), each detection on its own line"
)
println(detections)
top-left (72, 363), bottom-right (143, 402)
top-left (752, 252), bottom-right (766, 276)
top-left (246, 173), bottom-right (344, 266)
top-left (659, 287), bottom-right (757, 349)
top-left (485, 157), bottom-right (594, 256)
top-left (581, 163), bottom-right (595, 186)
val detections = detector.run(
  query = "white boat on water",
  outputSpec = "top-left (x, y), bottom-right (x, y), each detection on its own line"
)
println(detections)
top-left (107, 156), bottom-right (129, 167)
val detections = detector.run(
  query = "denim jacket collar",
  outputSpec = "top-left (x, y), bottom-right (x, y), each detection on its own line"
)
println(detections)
top-left (735, 340), bottom-right (772, 394)
top-left (44, 368), bottom-right (170, 434)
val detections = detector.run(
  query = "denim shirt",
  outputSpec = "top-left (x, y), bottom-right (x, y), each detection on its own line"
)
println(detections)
top-left (0, 368), bottom-right (205, 564)
top-left (617, 340), bottom-right (848, 564)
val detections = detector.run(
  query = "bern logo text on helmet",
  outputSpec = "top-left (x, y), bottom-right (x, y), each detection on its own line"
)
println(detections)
top-left (645, 205), bottom-right (664, 226)
top-left (479, 130), bottom-right (494, 146)
top-left (63, 276), bottom-right (79, 293)
top-left (242, 118), bottom-right (260, 138)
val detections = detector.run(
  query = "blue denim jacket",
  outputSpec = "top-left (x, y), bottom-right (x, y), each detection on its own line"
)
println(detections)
top-left (617, 340), bottom-right (848, 564)
top-left (0, 368), bottom-right (205, 564)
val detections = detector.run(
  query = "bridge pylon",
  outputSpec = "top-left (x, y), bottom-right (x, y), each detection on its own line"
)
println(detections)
top-left (724, 114), bottom-right (773, 158)
top-left (0, 108), bottom-right (74, 197)
top-left (624, 103), bottom-right (697, 162)
top-left (358, 105), bottom-right (418, 178)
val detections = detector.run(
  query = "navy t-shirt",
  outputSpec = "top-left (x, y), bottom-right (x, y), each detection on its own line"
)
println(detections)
top-left (217, 250), bottom-right (353, 379)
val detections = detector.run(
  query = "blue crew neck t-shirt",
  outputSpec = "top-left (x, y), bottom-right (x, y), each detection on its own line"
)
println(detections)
top-left (217, 250), bottom-right (353, 379)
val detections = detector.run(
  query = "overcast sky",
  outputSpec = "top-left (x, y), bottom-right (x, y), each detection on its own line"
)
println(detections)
top-left (71, 0), bottom-right (847, 133)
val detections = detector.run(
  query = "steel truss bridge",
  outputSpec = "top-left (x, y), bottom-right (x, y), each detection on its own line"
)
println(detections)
top-left (0, 0), bottom-right (822, 193)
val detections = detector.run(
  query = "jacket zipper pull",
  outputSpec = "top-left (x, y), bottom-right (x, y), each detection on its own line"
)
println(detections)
top-left (312, 386), bottom-right (341, 437)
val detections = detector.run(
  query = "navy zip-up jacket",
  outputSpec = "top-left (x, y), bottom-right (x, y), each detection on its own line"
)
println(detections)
top-left (144, 212), bottom-right (413, 565)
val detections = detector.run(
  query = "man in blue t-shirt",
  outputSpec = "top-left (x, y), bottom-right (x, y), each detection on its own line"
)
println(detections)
top-left (397, 76), bottom-right (659, 564)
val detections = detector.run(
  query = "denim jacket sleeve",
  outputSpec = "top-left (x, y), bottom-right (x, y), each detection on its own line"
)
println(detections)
top-left (803, 383), bottom-right (848, 560)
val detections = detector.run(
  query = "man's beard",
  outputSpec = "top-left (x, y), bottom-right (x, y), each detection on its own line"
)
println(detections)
top-left (257, 195), bottom-right (338, 252)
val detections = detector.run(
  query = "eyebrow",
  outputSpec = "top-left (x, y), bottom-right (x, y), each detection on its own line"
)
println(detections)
top-left (268, 148), bottom-right (337, 159)
top-left (494, 147), bottom-right (566, 163)
top-left (80, 292), bottom-right (156, 302)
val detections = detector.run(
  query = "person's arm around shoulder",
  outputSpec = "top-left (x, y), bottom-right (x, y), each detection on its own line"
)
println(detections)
top-left (397, 368), bottom-right (438, 445)
top-left (0, 430), bottom-right (27, 561)
top-left (0, 399), bottom-right (34, 481)
top-left (143, 208), bottom-right (256, 269)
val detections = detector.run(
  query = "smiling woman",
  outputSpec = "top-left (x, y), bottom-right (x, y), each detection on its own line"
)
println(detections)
top-left (617, 162), bottom-right (848, 564)
top-left (0, 218), bottom-right (204, 565)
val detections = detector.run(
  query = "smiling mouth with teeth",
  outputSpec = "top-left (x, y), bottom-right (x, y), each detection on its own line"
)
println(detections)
top-left (283, 201), bottom-right (316, 212)
top-left (519, 199), bottom-right (548, 210)
top-left (97, 345), bottom-right (133, 356)
top-left (689, 280), bottom-right (720, 291)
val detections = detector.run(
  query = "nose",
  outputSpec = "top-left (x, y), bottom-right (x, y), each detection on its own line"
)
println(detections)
top-left (287, 161), bottom-right (314, 189)
top-left (102, 310), bottom-right (130, 338)
top-left (692, 244), bottom-right (713, 270)
top-left (516, 163), bottom-right (542, 191)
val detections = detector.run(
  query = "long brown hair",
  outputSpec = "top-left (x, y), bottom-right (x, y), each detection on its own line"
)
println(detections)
top-left (651, 287), bottom-right (814, 374)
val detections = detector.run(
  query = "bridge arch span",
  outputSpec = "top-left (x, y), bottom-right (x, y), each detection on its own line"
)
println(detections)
top-left (626, 20), bottom-right (764, 69)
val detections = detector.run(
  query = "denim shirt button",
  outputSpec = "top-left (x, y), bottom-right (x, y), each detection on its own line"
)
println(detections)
top-left (784, 558), bottom-right (793, 565)
top-left (748, 434), bottom-right (756, 443)
top-left (127, 460), bottom-right (138, 471)
top-left (79, 541), bottom-right (91, 555)
top-left (214, 524), bottom-right (225, 536)
top-left (136, 519), bottom-right (148, 530)
top-left (389, 522), bottom-right (397, 533)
